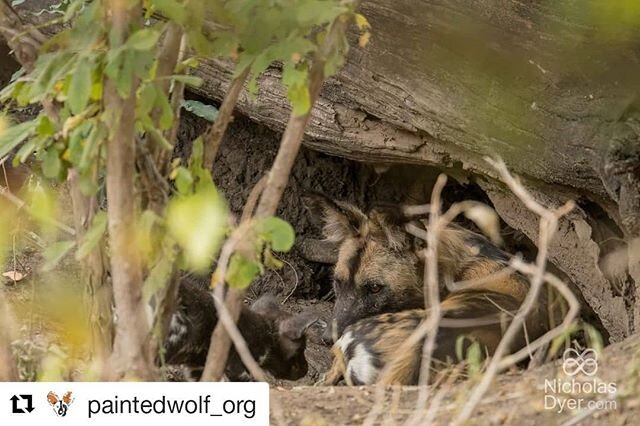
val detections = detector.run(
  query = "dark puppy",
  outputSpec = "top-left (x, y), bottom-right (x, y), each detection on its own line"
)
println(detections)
top-left (164, 279), bottom-right (317, 381)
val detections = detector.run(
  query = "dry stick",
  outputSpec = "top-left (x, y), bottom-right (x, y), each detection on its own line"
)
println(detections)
top-left (202, 12), bottom-right (354, 382)
top-left (103, 0), bottom-right (153, 380)
top-left (0, 0), bottom-right (44, 72)
top-left (203, 67), bottom-right (250, 172)
top-left (452, 157), bottom-right (575, 425)
top-left (210, 292), bottom-right (267, 382)
top-left (0, 185), bottom-right (76, 235)
top-left (366, 180), bottom-right (479, 426)
top-left (200, 176), bottom-right (268, 381)
top-left (499, 258), bottom-right (579, 369)
top-left (161, 34), bottom-right (189, 175)
top-left (405, 174), bottom-right (447, 426)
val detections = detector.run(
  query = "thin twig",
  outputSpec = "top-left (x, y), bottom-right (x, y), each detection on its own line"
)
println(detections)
top-left (0, 185), bottom-right (76, 235)
top-left (453, 157), bottom-right (575, 424)
top-left (203, 67), bottom-right (250, 171)
top-left (203, 7), bottom-right (357, 382)
top-left (211, 293), bottom-right (267, 381)
top-left (405, 174), bottom-right (447, 426)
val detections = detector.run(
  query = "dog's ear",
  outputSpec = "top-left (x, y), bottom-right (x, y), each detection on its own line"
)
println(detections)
top-left (278, 311), bottom-right (318, 358)
top-left (250, 295), bottom-right (283, 322)
top-left (302, 192), bottom-right (367, 243)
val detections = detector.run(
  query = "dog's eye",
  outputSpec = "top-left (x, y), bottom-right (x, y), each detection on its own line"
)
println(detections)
top-left (368, 283), bottom-right (383, 294)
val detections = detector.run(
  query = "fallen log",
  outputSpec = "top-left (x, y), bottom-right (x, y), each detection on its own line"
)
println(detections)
top-left (10, 0), bottom-right (640, 341)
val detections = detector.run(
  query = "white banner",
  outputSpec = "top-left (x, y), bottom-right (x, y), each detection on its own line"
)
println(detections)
top-left (0, 382), bottom-right (269, 425)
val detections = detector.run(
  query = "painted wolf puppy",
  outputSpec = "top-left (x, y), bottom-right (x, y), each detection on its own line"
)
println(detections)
top-left (303, 193), bottom-right (536, 342)
top-left (320, 289), bottom-right (547, 385)
top-left (164, 279), bottom-right (318, 381)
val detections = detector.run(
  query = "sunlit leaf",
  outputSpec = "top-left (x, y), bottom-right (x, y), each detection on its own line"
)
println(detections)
top-left (354, 13), bottom-right (371, 30)
top-left (42, 148), bottom-right (62, 179)
top-left (226, 254), bottom-right (261, 289)
top-left (172, 166), bottom-right (194, 195)
top-left (152, 0), bottom-right (187, 24)
top-left (256, 216), bottom-right (295, 252)
top-left (166, 187), bottom-right (228, 271)
top-left (126, 28), bottom-right (162, 51)
top-left (0, 120), bottom-right (37, 159)
top-left (68, 56), bottom-right (92, 114)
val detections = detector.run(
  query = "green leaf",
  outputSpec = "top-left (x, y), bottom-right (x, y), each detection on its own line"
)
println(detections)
top-left (151, 0), bottom-right (187, 24)
top-left (0, 120), bottom-right (37, 159)
top-left (35, 115), bottom-right (56, 137)
top-left (166, 187), bottom-right (228, 272)
top-left (466, 341), bottom-right (483, 376)
top-left (181, 100), bottom-right (218, 122)
top-left (42, 148), bottom-right (62, 179)
top-left (68, 57), bottom-right (92, 114)
top-left (143, 244), bottom-right (177, 304)
top-left (79, 121), bottom-right (106, 170)
top-left (172, 166), bottom-right (193, 195)
top-left (42, 240), bottom-right (76, 272)
top-left (156, 89), bottom-right (174, 130)
top-left (256, 217), bottom-right (295, 252)
top-left (226, 254), bottom-right (261, 289)
top-left (126, 28), bottom-right (162, 51)
top-left (78, 171), bottom-right (99, 196)
top-left (287, 82), bottom-right (310, 116)
top-left (76, 211), bottom-right (107, 260)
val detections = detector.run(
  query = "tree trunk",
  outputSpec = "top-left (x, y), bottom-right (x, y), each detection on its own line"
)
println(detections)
top-left (103, 0), bottom-right (153, 380)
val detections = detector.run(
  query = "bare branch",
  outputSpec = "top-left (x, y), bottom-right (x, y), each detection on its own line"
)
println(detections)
top-left (203, 67), bottom-right (250, 171)
top-left (202, 9), bottom-right (356, 382)
top-left (452, 157), bottom-right (575, 424)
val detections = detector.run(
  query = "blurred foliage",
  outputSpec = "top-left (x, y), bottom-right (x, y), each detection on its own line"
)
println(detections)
top-left (0, 0), bottom-right (364, 380)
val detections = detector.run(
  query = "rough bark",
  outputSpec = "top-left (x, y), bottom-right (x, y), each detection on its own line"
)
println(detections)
top-left (11, 0), bottom-right (640, 340)
top-left (68, 170), bottom-right (113, 360)
top-left (187, 1), bottom-right (640, 341)
top-left (103, 0), bottom-right (153, 380)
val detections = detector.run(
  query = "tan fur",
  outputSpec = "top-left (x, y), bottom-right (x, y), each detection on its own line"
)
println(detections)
top-left (319, 345), bottom-right (347, 385)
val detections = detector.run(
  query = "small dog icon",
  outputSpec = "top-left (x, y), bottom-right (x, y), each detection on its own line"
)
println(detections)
top-left (47, 391), bottom-right (74, 417)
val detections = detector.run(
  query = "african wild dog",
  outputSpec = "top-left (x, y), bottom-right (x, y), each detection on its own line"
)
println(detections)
top-left (303, 193), bottom-right (535, 339)
top-left (319, 290), bottom-right (547, 385)
top-left (164, 279), bottom-right (318, 381)
top-left (304, 193), bottom-right (556, 384)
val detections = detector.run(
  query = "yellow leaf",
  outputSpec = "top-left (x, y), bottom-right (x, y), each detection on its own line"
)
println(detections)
top-left (355, 13), bottom-right (371, 30)
top-left (359, 31), bottom-right (371, 48)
